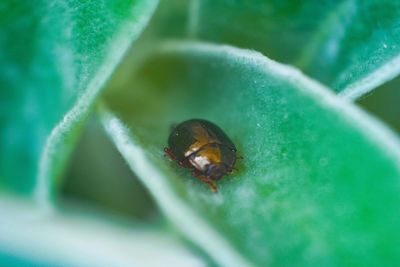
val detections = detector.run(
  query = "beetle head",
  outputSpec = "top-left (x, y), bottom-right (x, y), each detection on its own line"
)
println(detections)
top-left (205, 163), bottom-right (229, 180)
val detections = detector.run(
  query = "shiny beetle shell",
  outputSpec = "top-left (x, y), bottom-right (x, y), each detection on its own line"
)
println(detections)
top-left (165, 119), bottom-right (239, 192)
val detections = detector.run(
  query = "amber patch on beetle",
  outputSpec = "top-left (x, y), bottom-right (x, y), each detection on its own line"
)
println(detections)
top-left (197, 145), bottom-right (222, 165)
top-left (185, 123), bottom-right (220, 156)
top-left (189, 144), bottom-right (222, 171)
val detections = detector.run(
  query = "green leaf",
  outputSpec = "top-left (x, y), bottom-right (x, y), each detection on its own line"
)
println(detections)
top-left (191, 0), bottom-right (400, 99)
top-left (147, 0), bottom-right (191, 39)
top-left (101, 41), bottom-right (400, 266)
top-left (0, 0), bottom-right (158, 199)
top-left (0, 195), bottom-right (205, 267)
top-left (108, 0), bottom-right (190, 87)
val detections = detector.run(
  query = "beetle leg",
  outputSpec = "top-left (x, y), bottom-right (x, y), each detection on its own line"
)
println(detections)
top-left (236, 156), bottom-right (244, 160)
top-left (192, 170), bottom-right (218, 193)
top-left (164, 147), bottom-right (176, 160)
top-left (204, 178), bottom-right (218, 193)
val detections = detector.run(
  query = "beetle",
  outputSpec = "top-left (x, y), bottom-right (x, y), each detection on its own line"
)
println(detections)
top-left (164, 119), bottom-right (240, 192)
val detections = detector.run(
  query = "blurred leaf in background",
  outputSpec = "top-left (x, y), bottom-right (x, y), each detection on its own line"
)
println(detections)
top-left (192, 0), bottom-right (400, 98)
top-left (0, 0), bottom-right (158, 198)
top-left (62, 114), bottom-right (158, 220)
top-left (0, 195), bottom-right (206, 267)
top-left (359, 76), bottom-right (400, 133)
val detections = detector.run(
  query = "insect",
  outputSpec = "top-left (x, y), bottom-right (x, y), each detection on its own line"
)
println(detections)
top-left (164, 119), bottom-right (240, 192)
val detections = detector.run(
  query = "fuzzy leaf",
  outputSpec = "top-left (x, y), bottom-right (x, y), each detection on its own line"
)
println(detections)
top-left (191, 0), bottom-right (400, 99)
top-left (102, 41), bottom-right (400, 267)
top-left (0, 0), bottom-right (158, 200)
top-left (0, 195), bottom-right (205, 267)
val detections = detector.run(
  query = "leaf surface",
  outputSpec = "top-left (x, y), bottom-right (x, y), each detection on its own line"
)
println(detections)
top-left (0, 195), bottom-right (205, 267)
top-left (102, 41), bottom-right (400, 267)
top-left (0, 0), bottom-right (158, 200)
top-left (192, 0), bottom-right (400, 98)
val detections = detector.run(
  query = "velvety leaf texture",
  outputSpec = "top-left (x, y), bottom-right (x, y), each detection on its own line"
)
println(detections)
top-left (192, 0), bottom-right (400, 98)
top-left (103, 41), bottom-right (400, 267)
top-left (0, 195), bottom-right (204, 267)
top-left (2, 0), bottom-right (400, 266)
top-left (0, 0), bottom-right (158, 195)
top-left (191, 0), bottom-right (339, 63)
